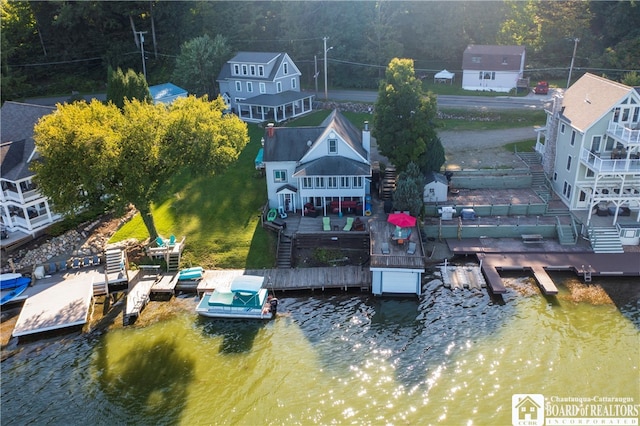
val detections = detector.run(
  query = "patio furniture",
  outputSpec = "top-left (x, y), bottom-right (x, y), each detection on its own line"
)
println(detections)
top-left (343, 217), bottom-right (354, 231)
top-left (168, 235), bottom-right (176, 246)
top-left (278, 206), bottom-right (288, 219)
top-left (155, 236), bottom-right (166, 247)
top-left (381, 243), bottom-right (390, 254)
top-left (58, 261), bottom-right (68, 272)
top-left (72, 258), bottom-right (80, 269)
top-left (83, 257), bottom-right (92, 267)
top-left (47, 262), bottom-right (57, 274)
top-left (323, 217), bottom-right (331, 231)
top-left (353, 217), bottom-right (365, 231)
top-left (93, 255), bottom-right (101, 265)
top-left (407, 242), bottom-right (417, 255)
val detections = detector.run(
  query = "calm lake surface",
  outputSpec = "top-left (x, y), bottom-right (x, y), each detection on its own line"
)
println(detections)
top-left (1, 270), bottom-right (639, 425)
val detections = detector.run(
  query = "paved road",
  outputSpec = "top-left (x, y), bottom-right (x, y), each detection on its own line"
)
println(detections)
top-left (320, 89), bottom-right (555, 110)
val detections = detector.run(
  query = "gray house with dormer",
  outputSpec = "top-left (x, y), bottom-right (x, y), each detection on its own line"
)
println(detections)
top-left (217, 52), bottom-right (314, 123)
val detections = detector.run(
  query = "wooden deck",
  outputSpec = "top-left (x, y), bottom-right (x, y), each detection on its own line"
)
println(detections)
top-left (196, 267), bottom-right (371, 295)
top-left (368, 220), bottom-right (425, 269)
top-left (478, 252), bottom-right (640, 295)
top-left (151, 273), bottom-right (179, 295)
top-left (124, 274), bottom-right (156, 324)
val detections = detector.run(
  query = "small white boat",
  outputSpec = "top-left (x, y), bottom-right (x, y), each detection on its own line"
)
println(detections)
top-left (196, 275), bottom-right (277, 320)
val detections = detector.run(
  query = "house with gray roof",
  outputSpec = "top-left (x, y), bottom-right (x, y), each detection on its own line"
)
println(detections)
top-left (1, 102), bottom-right (62, 239)
top-left (217, 52), bottom-right (314, 123)
top-left (461, 45), bottom-right (526, 92)
top-left (262, 110), bottom-right (371, 214)
top-left (535, 73), bottom-right (640, 249)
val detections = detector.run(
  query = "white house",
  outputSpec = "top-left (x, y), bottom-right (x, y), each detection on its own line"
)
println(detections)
top-left (461, 45), bottom-right (526, 92)
top-left (262, 110), bottom-right (371, 215)
top-left (217, 52), bottom-right (314, 123)
top-left (1, 102), bottom-right (61, 241)
top-left (535, 73), bottom-right (640, 247)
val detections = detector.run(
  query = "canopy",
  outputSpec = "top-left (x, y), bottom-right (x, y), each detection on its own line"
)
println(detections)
top-left (434, 69), bottom-right (455, 84)
top-left (387, 212), bottom-right (417, 228)
top-left (230, 275), bottom-right (265, 294)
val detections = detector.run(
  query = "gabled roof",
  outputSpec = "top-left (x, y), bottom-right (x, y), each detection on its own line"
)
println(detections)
top-left (560, 73), bottom-right (635, 132)
top-left (217, 52), bottom-right (299, 82)
top-left (1, 102), bottom-right (55, 181)
top-left (425, 171), bottom-right (448, 185)
top-left (262, 110), bottom-right (368, 166)
top-left (1, 101), bottom-right (55, 143)
top-left (462, 45), bottom-right (525, 71)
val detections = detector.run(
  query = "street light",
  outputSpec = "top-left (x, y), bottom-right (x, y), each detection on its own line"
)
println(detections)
top-left (323, 36), bottom-right (333, 101)
top-left (136, 30), bottom-right (148, 80)
top-left (566, 37), bottom-right (579, 89)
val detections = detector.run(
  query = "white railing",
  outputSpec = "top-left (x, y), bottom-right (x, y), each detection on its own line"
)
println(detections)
top-left (1, 188), bottom-right (42, 203)
top-left (607, 122), bottom-right (640, 146)
top-left (580, 147), bottom-right (640, 173)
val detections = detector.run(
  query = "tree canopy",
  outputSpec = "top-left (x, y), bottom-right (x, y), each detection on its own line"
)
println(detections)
top-left (373, 58), bottom-right (445, 174)
top-left (172, 34), bottom-right (231, 98)
top-left (32, 96), bottom-right (249, 239)
top-left (106, 67), bottom-right (151, 109)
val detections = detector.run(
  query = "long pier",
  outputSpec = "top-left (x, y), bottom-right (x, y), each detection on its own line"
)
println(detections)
top-left (478, 252), bottom-right (640, 295)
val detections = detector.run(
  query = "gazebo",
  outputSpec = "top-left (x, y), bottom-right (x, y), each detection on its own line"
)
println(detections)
top-left (434, 69), bottom-right (455, 84)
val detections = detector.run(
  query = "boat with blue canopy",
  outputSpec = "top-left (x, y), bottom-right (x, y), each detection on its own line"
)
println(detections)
top-left (195, 275), bottom-right (277, 320)
top-left (0, 273), bottom-right (31, 291)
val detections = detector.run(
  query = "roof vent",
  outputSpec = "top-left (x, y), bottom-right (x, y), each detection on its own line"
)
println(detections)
top-left (306, 140), bottom-right (312, 147)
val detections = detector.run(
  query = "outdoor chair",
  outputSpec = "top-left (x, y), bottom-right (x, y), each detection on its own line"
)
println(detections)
top-left (93, 255), bottom-right (101, 265)
top-left (168, 235), bottom-right (176, 246)
top-left (58, 260), bottom-right (68, 272)
top-left (323, 216), bottom-right (331, 231)
top-left (343, 217), bottom-right (354, 231)
top-left (72, 258), bottom-right (80, 269)
top-left (155, 236), bottom-right (166, 247)
top-left (47, 262), bottom-right (57, 274)
top-left (83, 257), bottom-right (92, 267)
top-left (381, 242), bottom-right (390, 254)
top-left (407, 242), bottom-right (417, 255)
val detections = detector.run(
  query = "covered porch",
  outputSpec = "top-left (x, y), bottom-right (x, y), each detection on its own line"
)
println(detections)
top-left (237, 91), bottom-right (314, 123)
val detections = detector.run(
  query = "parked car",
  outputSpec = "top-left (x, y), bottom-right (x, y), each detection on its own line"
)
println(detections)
top-left (534, 81), bottom-right (549, 95)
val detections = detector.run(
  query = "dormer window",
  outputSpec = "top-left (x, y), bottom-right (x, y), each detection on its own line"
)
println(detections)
top-left (283, 62), bottom-right (288, 75)
top-left (328, 139), bottom-right (337, 154)
top-left (242, 64), bottom-right (248, 75)
top-left (472, 56), bottom-right (481, 63)
top-left (502, 56), bottom-right (508, 65)
top-left (233, 64), bottom-right (240, 75)
top-left (258, 66), bottom-right (264, 76)
top-left (250, 65), bottom-right (256, 76)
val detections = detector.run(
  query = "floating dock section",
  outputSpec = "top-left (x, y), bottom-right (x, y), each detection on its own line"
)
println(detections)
top-left (440, 264), bottom-right (486, 290)
top-left (12, 274), bottom-right (93, 338)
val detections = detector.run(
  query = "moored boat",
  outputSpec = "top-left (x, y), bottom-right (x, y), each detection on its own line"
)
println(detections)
top-left (0, 273), bottom-right (31, 291)
top-left (0, 281), bottom-right (29, 306)
top-left (195, 275), bottom-right (277, 320)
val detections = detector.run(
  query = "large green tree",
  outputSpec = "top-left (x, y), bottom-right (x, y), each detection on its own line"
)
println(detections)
top-left (373, 58), bottom-right (444, 174)
top-left (106, 67), bottom-right (151, 109)
top-left (32, 96), bottom-right (248, 239)
top-left (172, 34), bottom-right (231, 97)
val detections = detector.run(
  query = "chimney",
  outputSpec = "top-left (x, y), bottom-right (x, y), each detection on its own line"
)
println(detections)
top-left (362, 121), bottom-right (371, 158)
top-left (267, 123), bottom-right (275, 138)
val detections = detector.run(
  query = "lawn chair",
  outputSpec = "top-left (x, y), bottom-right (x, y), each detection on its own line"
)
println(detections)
top-left (168, 235), bottom-right (176, 246)
top-left (83, 257), bottom-right (92, 267)
top-left (343, 217), bottom-right (354, 231)
top-left (407, 242), bottom-right (417, 255)
top-left (58, 260), bottom-right (68, 272)
top-left (93, 255), bottom-right (101, 266)
top-left (155, 236), bottom-right (166, 247)
top-left (47, 262), bottom-right (57, 274)
top-left (323, 216), bottom-right (331, 231)
top-left (381, 242), bottom-right (390, 254)
top-left (72, 258), bottom-right (80, 269)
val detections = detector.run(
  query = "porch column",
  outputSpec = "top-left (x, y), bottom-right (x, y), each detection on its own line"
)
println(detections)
top-left (261, 106), bottom-right (266, 121)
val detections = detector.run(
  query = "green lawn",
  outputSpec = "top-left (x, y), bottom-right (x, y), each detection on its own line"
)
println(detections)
top-left (110, 124), bottom-right (275, 269)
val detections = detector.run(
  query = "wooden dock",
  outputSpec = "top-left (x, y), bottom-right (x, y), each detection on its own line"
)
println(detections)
top-left (196, 267), bottom-right (371, 295)
top-left (124, 275), bottom-right (157, 324)
top-left (150, 273), bottom-right (179, 295)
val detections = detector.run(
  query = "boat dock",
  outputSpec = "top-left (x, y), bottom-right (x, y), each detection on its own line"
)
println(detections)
top-left (196, 266), bottom-right (371, 296)
top-left (440, 264), bottom-right (486, 290)
top-left (477, 251), bottom-right (640, 295)
top-left (12, 271), bottom-right (95, 338)
top-left (123, 271), bottom-right (157, 325)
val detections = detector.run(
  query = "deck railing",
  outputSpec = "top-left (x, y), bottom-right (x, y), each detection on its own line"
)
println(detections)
top-left (579, 148), bottom-right (640, 173)
top-left (607, 122), bottom-right (640, 145)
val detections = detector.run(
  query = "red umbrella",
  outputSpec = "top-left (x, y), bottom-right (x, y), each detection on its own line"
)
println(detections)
top-left (387, 212), bottom-right (416, 228)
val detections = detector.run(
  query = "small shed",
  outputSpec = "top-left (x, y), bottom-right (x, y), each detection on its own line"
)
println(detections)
top-left (434, 69), bottom-right (455, 84)
top-left (423, 171), bottom-right (448, 203)
top-left (149, 83), bottom-right (188, 105)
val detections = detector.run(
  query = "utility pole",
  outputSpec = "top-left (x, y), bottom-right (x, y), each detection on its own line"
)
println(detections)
top-left (314, 55), bottom-right (319, 98)
top-left (323, 36), bottom-right (333, 101)
top-left (567, 37), bottom-right (579, 89)
top-left (136, 30), bottom-right (148, 80)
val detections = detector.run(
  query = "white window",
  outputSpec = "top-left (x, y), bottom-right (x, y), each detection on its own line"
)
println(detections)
top-left (258, 65), bottom-right (264, 76)
top-left (472, 56), bottom-right (481, 63)
top-left (315, 177), bottom-right (325, 188)
top-left (340, 177), bottom-right (350, 188)
top-left (563, 181), bottom-right (572, 198)
top-left (579, 191), bottom-right (587, 202)
top-left (235, 81), bottom-right (241, 92)
top-left (590, 136), bottom-right (601, 153)
top-left (566, 155), bottom-right (572, 171)
top-left (242, 64), bottom-right (248, 75)
top-left (327, 177), bottom-right (338, 188)
top-left (274, 170), bottom-right (287, 182)
top-left (291, 78), bottom-right (297, 89)
top-left (302, 177), bottom-right (313, 188)
top-left (570, 130), bottom-right (576, 146)
top-left (259, 83), bottom-right (266, 94)
top-left (283, 62), bottom-right (288, 74)
top-left (632, 107), bottom-right (639, 122)
top-left (328, 139), bottom-right (337, 154)
top-left (233, 64), bottom-right (240, 75)
top-left (613, 107), bottom-right (620, 122)
top-left (250, 65), bottom-right (256, 76)
top-left (277, 81), bottom-right (282, 93)
top-left (560, 123), bottom-right (565, 134)
top-left (246, 82), bottom-right (253, 93)
top-left (352, 176), bottom-right (363, 188)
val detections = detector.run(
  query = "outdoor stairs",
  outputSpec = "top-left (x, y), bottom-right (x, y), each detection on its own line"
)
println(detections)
top-left (167, 252), bottom-right (180, 272)
top-left (380, 166), bottom-right (396, 200)
top-left (276, 235), bottom-right (293, 268)
top-left (105, 248), bottom-right (125, 275)
top-left (588, 227), bottom-right (624, 253)
top-left (518, 151), bottom-right (550, 202)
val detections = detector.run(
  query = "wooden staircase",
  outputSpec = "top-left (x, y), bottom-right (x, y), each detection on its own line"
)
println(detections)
top-left (588, 227), bottom-right (624, 253)
top-left (379, 166), bottom-right (396, 200)
top-left (276, 234), bottom-right (293, 268)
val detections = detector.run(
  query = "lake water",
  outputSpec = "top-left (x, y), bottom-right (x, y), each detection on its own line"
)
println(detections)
top-left (1, 270), bottom-right (639, 425)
